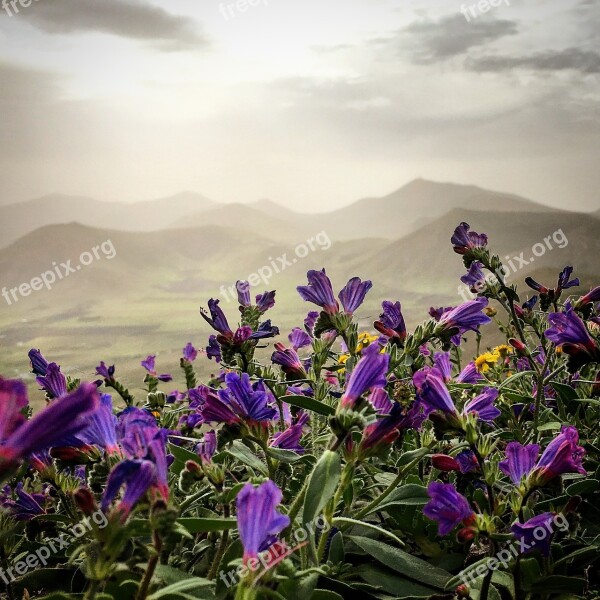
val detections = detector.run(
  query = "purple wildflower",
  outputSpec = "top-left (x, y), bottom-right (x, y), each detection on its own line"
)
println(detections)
top-left (529, 426), bottom-right (586, 486)
top-left (580, 286), bottom-right (600, 305)
top-left (195, 430), bottom-right (217, 463)
top-left (0, 483), bottom-right (47, 520)
top-left (438, 298), bottom-right (491, 335)
top-left (96, 361), bottom-right (115, 380)
top-left (28, 349), bottom-right (49, 377)
top-left (461, 261), bottom-right (487, 293)
top-left (413, 368), bottom-right (456, 415)
top-left (271, 343), bottom-right (306, 380)
top-left (451, 222), bottom-right (488, 255)
top-left (269, 412), bottom-right (309, 454)
top-left (36, 362), bottom-right (67, 399)
top-left (236, 480), bottom-right (290, 563)
top-left (183, 343), bottom-right (198, 362)
top-left (340, 343), bottom-right (390, 409)
top-left (297, 269), bottom-right (339, 314)
top-left (237, 281), bottom-right (252, 307)
top-left (374, 301), bottom-right (407, 343)
top-left (256, 291), bottom-right (276, 313)
top-left (289, 327), bottom-right (312, 350)
top-left (206, 336), bottom-right (222, 363)
top-left (463, 387), bottom-right (500, 423)
top-left (423, 482), bottom-right (475, 536)
top-left (141, 355), bottom-right (172, 382)
top-left (499, 442), bottom-right (540, 485)
top-left (201, 299), bottom-right (233, 336)
top-left (456, 362), bottom-right (484, 384)
top-left (512, 513), bottom-right (556, 556)
top-left (338, 277), bottom-right (373, 315)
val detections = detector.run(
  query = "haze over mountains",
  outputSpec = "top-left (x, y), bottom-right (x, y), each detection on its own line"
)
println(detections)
top-left (1, 179), bottom-right (599, 402)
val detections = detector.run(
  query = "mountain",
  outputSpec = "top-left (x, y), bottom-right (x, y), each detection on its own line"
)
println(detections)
top-left (0, 192), bottom-right (216, 249)
top-left (319, 178), bottom-right (560, 241)
top-left (169, 203), bottom-right (310, 243)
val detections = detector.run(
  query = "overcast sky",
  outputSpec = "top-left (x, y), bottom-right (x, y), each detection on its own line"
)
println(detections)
top-left (0, 0), bottom-right (598, 212)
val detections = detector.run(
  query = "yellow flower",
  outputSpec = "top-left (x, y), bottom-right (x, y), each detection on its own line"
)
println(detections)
top-left (493, 344), bottom-right (513, 359)
top-left (475, 351), bottom-right (499, 372)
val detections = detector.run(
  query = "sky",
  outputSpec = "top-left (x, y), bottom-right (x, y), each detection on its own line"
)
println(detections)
top-left (0, 0), bottom-right (598, 212)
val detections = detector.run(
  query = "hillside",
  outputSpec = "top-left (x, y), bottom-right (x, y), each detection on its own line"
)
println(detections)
top-left (0, 192), bottom-right (216, 249)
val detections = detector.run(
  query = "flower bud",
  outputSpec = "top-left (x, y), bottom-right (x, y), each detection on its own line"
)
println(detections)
top-left (73, 488), bottom-right (97, 516)
top-left (431, 454), bottom-right (460, 472)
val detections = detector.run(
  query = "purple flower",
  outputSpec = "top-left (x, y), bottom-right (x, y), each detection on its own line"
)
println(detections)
top-left (423, 482), bottom-right (475, 536)
top-left (304, 311), bottom-right (319, 336)
top-left (580, 286), bottom-right (600, 305)
top-left (456, 362), bottom-right (484, 384)
top-left (201, 299), bottom-right (233, 336)
top-left (270, 412), bottom-right (309, 454)
top-left (289, 327), bottom-right (312, 350)
top-left (557, 266), bottom-right (579, 291)
top-left (28, 349), bottom-right (49, 377)
top-left (0, 483), bottom-right (47, 520)
top-left (512, 513), bottom-right (556, 556)
top-left (96, 361), bottom-right (115, 380)
top-left (297, 269), bottom-right (339, 314)
top-left (499, 442), bottom-right (540, 485)
top-left (141, 355), bottom-right (172, 382)
top-left (433, 352), bottom-right (452, 382)
top-left (338, 277), bottom-right (372, 315)
top-left (271, 343), bottom-right (306, 380)
top-left (75, 394), bottom-right (120, 455)
top-left (451, 222), bottom-right (488, 255)
top-left (206, 336), bottom-right (222, 363)
top-left (527, 267), bottom-right (580, 310)
top-left (529, 426), bottom-right (586, 486)
top-left (236, 480), bottom-right (290, 563)
top-left (36, 362), bottom-right (67, 399)
top-left (545, 305), bottom-right (599, 371)
top-left (237, 281), bottom-right (252, 307)
top-left (437, 298), bottom-right (491, 336)
top-left (413, 368), bottom-right (456, 415)
top-left (374, 301), bottom-right (407, 343)
top-left (249, 320), bottom-right (280, 340)
top-left (256, 291), bottom-right (276, 313)
top-left (201, 373), bottom-right (277, 425)
top-left (340, 343), bottom-right (390, 409)
top-left (456, 450), bottom-right (478, 474)
top-left (460, 261), bottom-right (487, 293)
top-left (463, 387), bottom-right (500, 423)
top-left (183, 343), bottom-right (198, 362)
top-left (0, 381), bottom-right (99, 477)
top-left (195, 430), bottom-right (217, 463)
top-left (102, 459), bottom-right (158, 519)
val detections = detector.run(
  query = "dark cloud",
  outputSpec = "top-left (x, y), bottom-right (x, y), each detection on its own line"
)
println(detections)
top-left (14, 0), bottom-right (205, 50)
top-left (468, 48), bottom-right (600, 74)
top-left (402, 14), bottom-right (518, 63)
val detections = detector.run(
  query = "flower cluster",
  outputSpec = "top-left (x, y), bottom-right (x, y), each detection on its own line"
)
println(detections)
top-left (0, 222), bottom-right (598, 600)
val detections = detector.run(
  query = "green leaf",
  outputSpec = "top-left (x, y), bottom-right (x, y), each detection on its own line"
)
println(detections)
top-left (168, 443), bottom-right (202, 475)
top-left (333, 517), bottom-right (403, 545)
top-left (566, 478), bottom-right (599, 496)
top-left (368, 484), bottom-right (429, 513)
top-left (302, 450), bottom-right (341, 525)
top-left (500, 371), bottom-right (535, 390)
top-left (266, 447), bottom-right (303, 463)
top-left (397, 447), bottom-right (431, 467)
top-left (551, 382), bottom-right (580, 402)
top-left (225, 441), bottom-right (268, 475)
top-left (283, 395), bottom-right (335, 417)
top-left (148, 577), bottom-right (214, 599)
top-left (177, 518), bottom-right (238, 533)
top-left (350, 536), bottom-right (451, 590)
top-left (528, 576), bottom-right (585, 594)
top-left (356, 564), bottom-right (441, 598)
top-left (328, 531), bottom-right (345, 564)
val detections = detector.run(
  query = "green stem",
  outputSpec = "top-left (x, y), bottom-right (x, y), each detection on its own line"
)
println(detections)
top-left (208, 506), bottom-right (231, 580)
top-left (135, 531), bottom-right (162, 600)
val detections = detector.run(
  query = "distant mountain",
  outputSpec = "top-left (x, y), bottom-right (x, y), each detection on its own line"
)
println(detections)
top-left (0, 192), bottom-right (216, 249)
top-left (169, 203), bottom-right (310, 243)
top-left (319, 179), bottom-right (560, 241)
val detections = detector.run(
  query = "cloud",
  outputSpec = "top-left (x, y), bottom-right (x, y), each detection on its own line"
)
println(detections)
top-left (401, 14), bottom-right (518, 63)
top-left (13, 0), bottom-right (205, 51)
top-left (468, 48), bottom-right (600, 74)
